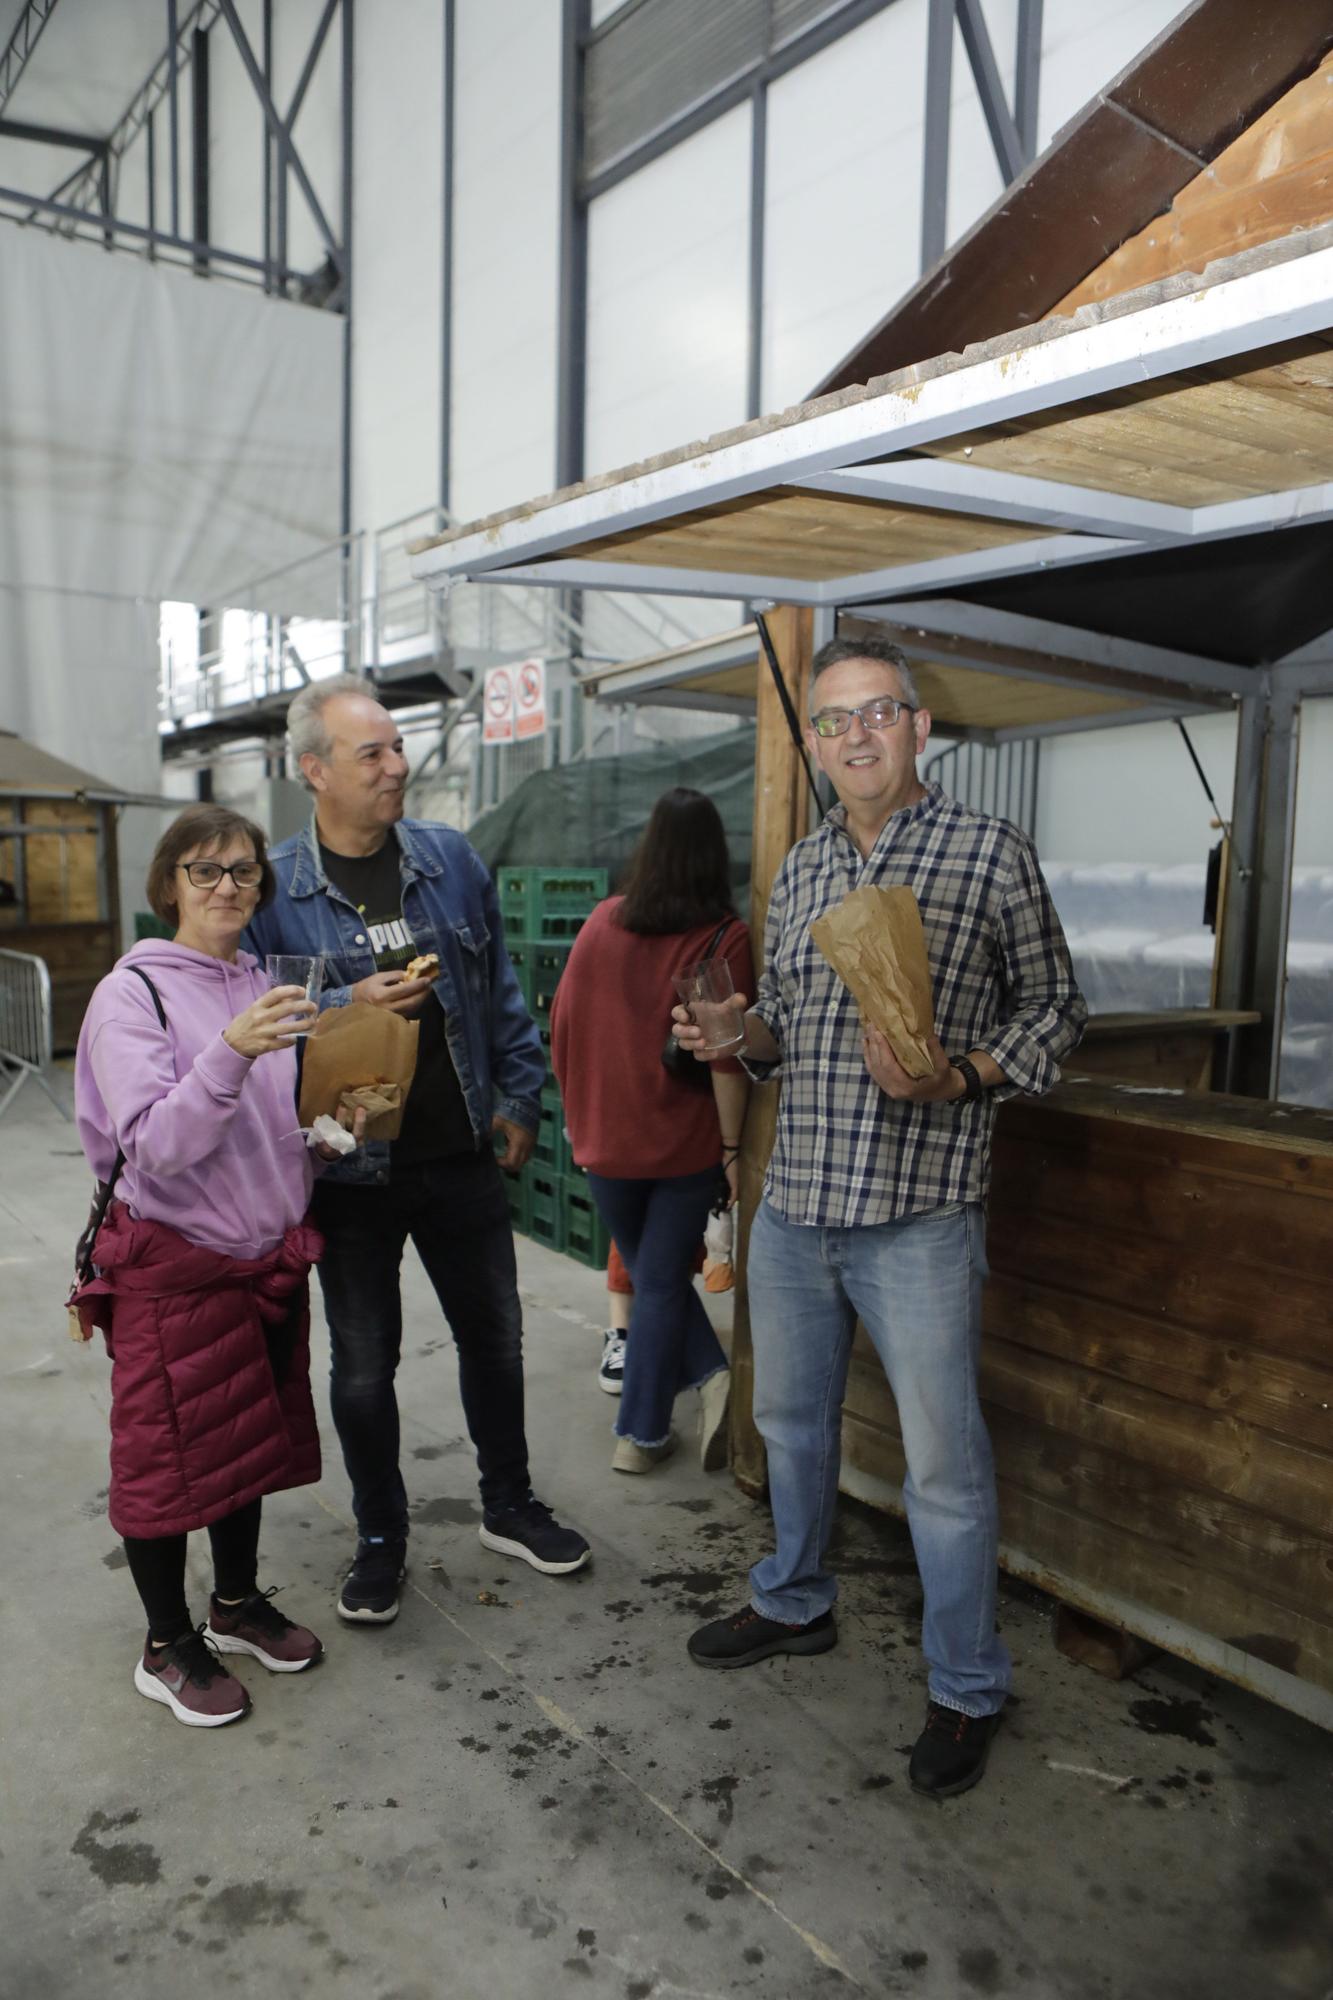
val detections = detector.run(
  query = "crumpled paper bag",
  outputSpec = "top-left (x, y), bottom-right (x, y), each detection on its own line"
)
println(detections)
top-left (809, 884), bottom-right (936, 1079)
top-left (298, 1002), bottom-right (419, 1141)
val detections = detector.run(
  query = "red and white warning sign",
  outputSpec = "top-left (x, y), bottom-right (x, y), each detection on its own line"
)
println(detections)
top-left (513, 657), bottom-right (547, 742)
top-left (483, 665), bottom-right (514, 744)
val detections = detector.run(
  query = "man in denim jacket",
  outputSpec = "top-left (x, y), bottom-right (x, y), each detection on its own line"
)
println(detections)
top-left (247, 675), bottom-right (589, 1621)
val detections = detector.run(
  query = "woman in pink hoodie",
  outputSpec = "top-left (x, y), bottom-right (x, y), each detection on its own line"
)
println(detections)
top-left (75, 804), bottom-right (354, 1729)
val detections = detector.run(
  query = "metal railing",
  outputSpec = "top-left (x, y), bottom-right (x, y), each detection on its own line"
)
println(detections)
top-left (923, 736), bottom-right (1040, 836)
top-left (0, 949), bottom-right (71, 1122)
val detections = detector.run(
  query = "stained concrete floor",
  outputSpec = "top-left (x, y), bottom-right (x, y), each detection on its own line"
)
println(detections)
top-left (3, 1072), bottom-right (1331, 2000)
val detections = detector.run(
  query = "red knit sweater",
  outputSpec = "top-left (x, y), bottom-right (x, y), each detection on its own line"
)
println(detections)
top-left (550, 897), bottom-right (755, 1180)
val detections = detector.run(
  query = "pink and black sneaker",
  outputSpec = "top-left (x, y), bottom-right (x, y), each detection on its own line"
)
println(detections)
top-left (204, 1588), bottom-right (324, 1673)
top-left (133, 1628), bottom-right (251, 1728)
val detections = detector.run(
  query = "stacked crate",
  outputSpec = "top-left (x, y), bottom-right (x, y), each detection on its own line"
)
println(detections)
top-left (496, 866), bottom-right (611, 1269)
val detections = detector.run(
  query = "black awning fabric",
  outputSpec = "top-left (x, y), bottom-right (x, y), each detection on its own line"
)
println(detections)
top-left (936, 521), bottom-right (1333, 667)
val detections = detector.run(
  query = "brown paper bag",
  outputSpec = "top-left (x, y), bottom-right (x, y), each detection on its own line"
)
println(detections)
top-left (298, 1003), bottom-right (419, 1141)
top-left (809, 884), bottom-right (936, 1079)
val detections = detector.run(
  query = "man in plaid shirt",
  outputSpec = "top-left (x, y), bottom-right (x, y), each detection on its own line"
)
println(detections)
top-left (675, 634), bottom-right (1086, 1798)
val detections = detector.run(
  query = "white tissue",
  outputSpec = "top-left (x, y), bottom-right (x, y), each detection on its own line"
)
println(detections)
top-left (306, 1114), bottom-right (356, 1155)
top-left (704, 1209), bottom-right (734, 1262)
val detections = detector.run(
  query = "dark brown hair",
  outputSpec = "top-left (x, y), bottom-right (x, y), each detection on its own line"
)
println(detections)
top-left (145, 805), bottom-right (275, 924)
top-left (616, 788), bottom-right (735, 936)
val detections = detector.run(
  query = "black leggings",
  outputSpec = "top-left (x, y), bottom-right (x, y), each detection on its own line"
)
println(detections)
top-left (123, 1498), bottom-right (263, 1644)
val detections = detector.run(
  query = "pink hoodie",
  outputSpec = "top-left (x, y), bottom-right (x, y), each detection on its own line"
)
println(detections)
top-left (75, 940), bottom-right (314, 1263)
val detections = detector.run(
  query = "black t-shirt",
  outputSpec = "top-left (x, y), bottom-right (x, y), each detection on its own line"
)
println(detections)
top-left (319, 835), bottom-right (475, 1163)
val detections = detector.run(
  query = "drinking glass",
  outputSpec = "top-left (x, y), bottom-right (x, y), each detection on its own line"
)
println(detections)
top-left (265, 954), bottom-right (324, 1037)
top-left (672, 956), bottom-right (744, 1055)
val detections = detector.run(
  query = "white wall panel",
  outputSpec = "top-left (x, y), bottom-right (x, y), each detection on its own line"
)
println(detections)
top-left (945, 0), bottom-right (1016, 247)
top-left (1037, 0), bottom-right (1189, 151)
top-left (351, 0), bottom-right (444, 533)
top-left (1034, 711), bottom-right (1236, 866)
top-left (450, 0), bottom-right (561, 524)
top-left (763, 0), bottom-right (927, 410)
top-left (585, 104), bottom-right (749, 475)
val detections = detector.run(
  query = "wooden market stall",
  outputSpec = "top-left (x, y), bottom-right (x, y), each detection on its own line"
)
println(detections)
top-left (412, 5), bottom-right (1333, 1726)
top-left (0, 732), bottom-right (124, 1049)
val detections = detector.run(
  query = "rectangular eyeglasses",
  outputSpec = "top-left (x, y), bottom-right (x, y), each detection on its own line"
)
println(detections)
top-left (178, 860), bottom-right (264, 889)
top-left (810, 697), bottom-right (915, 738)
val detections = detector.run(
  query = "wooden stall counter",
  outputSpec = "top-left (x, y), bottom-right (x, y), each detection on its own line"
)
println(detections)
top-left (839, 1078), bottom-right (1333, 1730)
top-left (1070, 1008), bottom-right (1260, 1091)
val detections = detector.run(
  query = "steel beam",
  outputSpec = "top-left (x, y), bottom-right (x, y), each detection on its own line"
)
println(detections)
top-left (216, 0), bottom-right (342, 266)
top-left (168, 0), bottom-right (181, 238)
top-left (0, 0), bottom-right (60, 118)
top-left (830, 532), bottom-right (1146, 605)
top-left (1232, 691), bottom-right (1301, 1098)
top-left (746, 79), bottom-right (766, 421)
top-left (957, 0), bottom-right (1023, 183)
top-left (920, 0), bottom-right (953, 270)
top-left (853, 598), bottom-right (1253, 697)
top-left (1014, 0), bottom-right (1042, 162)
top-left (413, 242), bottom-right (1333, 588)
top-left (470, 558), bottom-right (821, 604)
top-left (440, 0), bottom-right (455, 510)
top-left (191, 22), bottom-right (209, 275)
top-left (339, 0), bottom-right (353, 549)
top-left (990, 703), bottom-right (1216, 743)
top-left (556, 0), bottom-right (590, 490)
top-left (0, 116), bottom-right (105, 151)
top-left (794, 460), bottom-right (1192, 538)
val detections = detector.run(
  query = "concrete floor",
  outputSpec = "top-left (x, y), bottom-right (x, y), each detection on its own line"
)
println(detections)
top-left (3, 1073), bottom-right (1331, 2000)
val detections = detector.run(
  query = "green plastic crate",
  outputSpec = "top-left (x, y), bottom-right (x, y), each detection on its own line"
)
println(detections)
top-left (531, 941), bottom-right (572, 1028)
top-left (501, 1169), bottom-right (531, 1237)
top-left (506, 938), bottom-right (535, 1010)
top-left (498, 867), bottom-right (534, 935)
top-left (531, 869), bottom-right (606, 939)
top-left (528, 1170), bottom-right (563, 1252)
top-left (535, 1083), bottom-right (569, 1177)
top-left (134, 911), bottom-right (174, 941)
top-left (561, 1177), bottom-right (610, 1270)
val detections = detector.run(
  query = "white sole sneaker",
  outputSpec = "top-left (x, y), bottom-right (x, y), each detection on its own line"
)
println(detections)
top-left (133, 1658), bottom-right (249, 1727)
top-left (699, 1368), bottom-right (731, 1472)
top-left (597, 1370), bottom-right (624, 1395)
top-left (612, 1432), bottom-right (679, 1474)
top-left (202, 1624), bottom-right (322, 1673)
top-left (335, 1595), bottom-right (401, 1625)
top-left (477, 1524), bottom-right (591, 1575)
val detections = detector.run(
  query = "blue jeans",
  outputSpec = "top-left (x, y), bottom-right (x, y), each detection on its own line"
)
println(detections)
top-left (747, 1197), bottom-right (1010, 1717)
top-left (312, 1153), bottom-right (531, 1539)
top-left (584, 1169), bottom-right (728, 1447)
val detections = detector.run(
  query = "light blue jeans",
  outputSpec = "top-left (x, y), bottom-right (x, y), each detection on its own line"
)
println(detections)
top-left (747, 1197), bottom-right (1010, 1717)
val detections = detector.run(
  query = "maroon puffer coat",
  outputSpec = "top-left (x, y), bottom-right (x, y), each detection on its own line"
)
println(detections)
top-left (74, 1202), bottom-right (323, 1538)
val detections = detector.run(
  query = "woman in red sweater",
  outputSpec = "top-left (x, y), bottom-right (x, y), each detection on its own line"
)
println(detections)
top-left (551, 790), bottom-right (752, 1474)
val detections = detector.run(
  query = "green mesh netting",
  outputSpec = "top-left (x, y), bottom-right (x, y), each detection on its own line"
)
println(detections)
top-left (468, 725), bottom-right (757, 917)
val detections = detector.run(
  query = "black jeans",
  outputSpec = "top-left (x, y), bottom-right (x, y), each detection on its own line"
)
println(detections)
top-left (124, 1498), bottom-right (263, 1643)
top-left (312, 1151), bottom-right (530, 1540)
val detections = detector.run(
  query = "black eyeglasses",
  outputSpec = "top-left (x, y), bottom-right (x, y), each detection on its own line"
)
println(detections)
top-left (177, 860), bottom-right (264, 889)
top-left (810, 697), bottom-right (916, 738)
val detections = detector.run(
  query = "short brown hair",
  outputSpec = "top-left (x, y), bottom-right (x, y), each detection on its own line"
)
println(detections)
top-left (145, 805), bottom-right (275, 924)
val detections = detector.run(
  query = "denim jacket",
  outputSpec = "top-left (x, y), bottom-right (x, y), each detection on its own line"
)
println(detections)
top-left (244, 815), bottom-right (544, 1186)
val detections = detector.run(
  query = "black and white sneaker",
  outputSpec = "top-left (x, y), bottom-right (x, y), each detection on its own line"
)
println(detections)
top-left (598, 1331), bottom-right (626, 1395)
top-left (479, 1499), bottom-right (590, 1576)
top-left (337, 1538), bottom-right (407, 1623)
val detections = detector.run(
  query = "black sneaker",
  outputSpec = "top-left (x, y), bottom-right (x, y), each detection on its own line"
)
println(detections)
top-left (908, 1702), bottom-right (1001, 1799)
top-left (337, 1538), bottom-right (407, 1624)
top-left (479, 1499), bottom-right (590, 1576)
top-left (688, 1605), bottom-right (837, 1669)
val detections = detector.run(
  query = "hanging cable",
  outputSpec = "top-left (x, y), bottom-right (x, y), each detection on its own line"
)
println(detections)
top-left (754, 611), bottom-right (825, 818)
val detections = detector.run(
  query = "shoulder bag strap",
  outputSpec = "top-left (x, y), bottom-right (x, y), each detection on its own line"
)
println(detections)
top-left (74, 967), bottom-right (169, 1281)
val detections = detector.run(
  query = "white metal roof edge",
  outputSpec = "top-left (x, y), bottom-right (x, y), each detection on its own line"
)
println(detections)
top-left (411, 226), bottom-right (1333, 590)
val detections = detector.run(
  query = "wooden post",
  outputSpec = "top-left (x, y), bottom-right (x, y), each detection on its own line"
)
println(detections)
top-left (728, 604), bottom-right (815, 1494)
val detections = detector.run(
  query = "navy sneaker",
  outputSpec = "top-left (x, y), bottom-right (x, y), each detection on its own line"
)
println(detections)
top-left (337, 1538), bottom-right (407, 1624)
top-left (688, 1605), bottom-right (837, 1669)
top-left (479, 1499), bottom-right (590, 1576)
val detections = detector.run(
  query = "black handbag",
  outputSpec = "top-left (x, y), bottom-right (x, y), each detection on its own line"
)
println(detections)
top-left (69, 967), bottom-right (167, 1295)
top-left (661, 920), bottom-right (733, 1091)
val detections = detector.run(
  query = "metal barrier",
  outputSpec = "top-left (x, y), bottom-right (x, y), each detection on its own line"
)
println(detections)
top-left (0, 950), bottom-right (72, 1122)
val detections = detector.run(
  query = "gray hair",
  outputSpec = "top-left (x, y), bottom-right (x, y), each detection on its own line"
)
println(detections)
top-left (809, 635), bottom-right (922, 713)
top-left (287, 672), bottom-right (378, 782)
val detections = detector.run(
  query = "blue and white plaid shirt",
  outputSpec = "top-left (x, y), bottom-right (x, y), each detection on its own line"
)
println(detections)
top-left (750, 783), bottom-right (1086, 1227)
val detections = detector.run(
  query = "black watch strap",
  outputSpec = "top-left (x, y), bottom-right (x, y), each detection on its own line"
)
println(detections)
top-left (952, 1056), bottom-right (984, 1103)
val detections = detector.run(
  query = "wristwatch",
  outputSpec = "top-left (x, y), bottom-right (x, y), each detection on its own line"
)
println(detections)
top-left (952, 1056), bottom-right (985, 1103)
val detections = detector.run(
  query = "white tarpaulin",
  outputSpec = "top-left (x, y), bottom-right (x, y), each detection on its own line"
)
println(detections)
top-left (0, 225), bottom-right (342, 931)
top-left (0, 223), bottom-right (342, 606)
